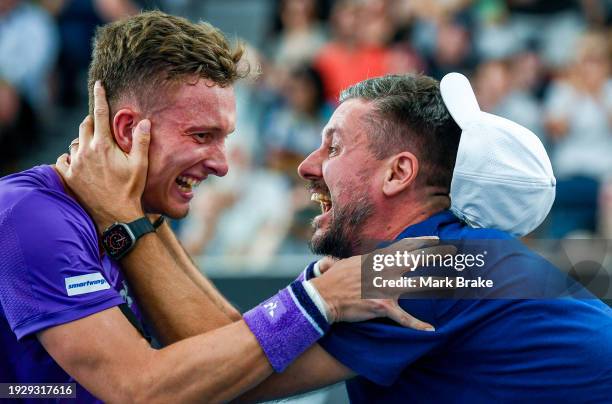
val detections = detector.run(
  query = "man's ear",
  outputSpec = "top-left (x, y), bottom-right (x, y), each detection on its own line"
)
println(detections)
top-left (112, 108), bottom-right (137, 153)
top-left (382, 152), bottom-right (419, 197)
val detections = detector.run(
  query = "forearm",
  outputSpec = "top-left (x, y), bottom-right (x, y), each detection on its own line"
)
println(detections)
top-left (155, 221), bottom-right (240, 321)
top-left (120, 232), bottom-right (234, 344)
top-left (134, 278), bottom-right (342, 402)
top-left (138, 321), bottom-right (273, 403)
top-left (233, 344), bottom-right (354, 404)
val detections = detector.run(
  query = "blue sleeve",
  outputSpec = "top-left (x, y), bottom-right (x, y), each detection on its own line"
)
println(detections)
top-left (0, 191), bottom-right (124, 340)
top-left (318, 299), bottom-right (449, 386)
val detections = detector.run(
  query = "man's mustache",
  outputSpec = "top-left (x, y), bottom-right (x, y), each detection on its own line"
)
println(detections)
top-left (307, 180), bottom-right (329, 195)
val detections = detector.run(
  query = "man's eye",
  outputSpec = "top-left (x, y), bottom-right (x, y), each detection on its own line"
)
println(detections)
top-left (193, 133), bottom-right (212, 142)
top-left (328, 145), bottom-right (339, 155)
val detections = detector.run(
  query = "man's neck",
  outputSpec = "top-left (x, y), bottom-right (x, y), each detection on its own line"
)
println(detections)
top-left (364, 195), bottom-right (450, 243)
top-left (51, 164), bottom-right (78, 200)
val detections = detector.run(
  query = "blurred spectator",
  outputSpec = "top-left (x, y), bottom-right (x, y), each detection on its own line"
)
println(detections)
top-left (271, 0), bottom-right (327, 70)
top-left (259, 65), bottom-right (332, 256)
top-left (314, 0), bottom-right (401, 102)
top-left (262, 65), bottom-right (331, 169)
top-left (261, 0), bottom-right (327, 108)
top-left (46, 0), bottom-right (138, 106)
top-left (545, 31), bottom-right (612, 180)
top-left (473, 59), bottom-right (511, 112)
top-left (424, 16), bottom-right (478, 80)
top-left (505, 0), bottom-right (588, 68)
top-left (409, 0), bottom-right (474, 59)
top-left (501, 49), bottom-right (546, 136)
top-left (0, 0), bottom-right (59, 108)
top-left (0, 79), bottom-right (38, 175)
top-left (474, 0), bottom-right (524, 60)
top-left (474, 51), bottom-right (545, 140)
top-left (544, 30), bottom-right (612, 236)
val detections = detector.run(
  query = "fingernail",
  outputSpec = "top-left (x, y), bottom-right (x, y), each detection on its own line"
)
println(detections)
top-left (140, 119), bottom-right (151, 132)
top-left (425, 326), bottom-right (435, 332)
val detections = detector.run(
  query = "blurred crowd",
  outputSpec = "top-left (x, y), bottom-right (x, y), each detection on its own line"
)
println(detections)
top-left (2, 0), bottom-right (612, 270)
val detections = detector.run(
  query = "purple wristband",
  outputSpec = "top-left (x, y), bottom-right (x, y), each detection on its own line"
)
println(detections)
top-left (244, 280), bottom-right (330, 372)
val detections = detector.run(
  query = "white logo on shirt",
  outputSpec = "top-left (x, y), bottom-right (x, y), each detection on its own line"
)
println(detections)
top-left (65, 273), bottom-right (110, 296)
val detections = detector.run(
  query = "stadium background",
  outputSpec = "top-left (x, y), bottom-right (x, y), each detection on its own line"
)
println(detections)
top-left (1, 0), bottom-right (611, 402)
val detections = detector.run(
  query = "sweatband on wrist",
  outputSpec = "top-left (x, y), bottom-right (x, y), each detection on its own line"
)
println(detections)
top-left (243, 280), bottom-right (330, 372)
top-left (296, 261), bottom-right (319, 282)
top-left (302, 279), bottom-right (330, 323)
top-left (313, 260), bottom-right (322, 277)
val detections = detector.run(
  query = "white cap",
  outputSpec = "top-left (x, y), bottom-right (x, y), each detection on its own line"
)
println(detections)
top-left (441, 72), bottom-right (556, 237)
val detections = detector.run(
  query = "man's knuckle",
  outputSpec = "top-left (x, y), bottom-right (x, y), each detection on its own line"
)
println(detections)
top-left (90, 144), bottom-right (101, 154)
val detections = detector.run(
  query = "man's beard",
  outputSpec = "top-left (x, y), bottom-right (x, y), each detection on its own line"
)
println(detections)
top-left (309, 193), bottom-right (374, 259)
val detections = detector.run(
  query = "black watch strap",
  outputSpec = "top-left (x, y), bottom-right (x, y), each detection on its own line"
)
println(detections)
top-left (152, 215), bottom-right (165, 229)
top-left (128, 217), bottom-right (156, 239)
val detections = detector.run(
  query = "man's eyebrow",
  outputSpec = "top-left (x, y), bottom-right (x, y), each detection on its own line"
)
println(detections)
top-left (323, 127), bottom-right (341, 141)
top-left (185, 125), bottom-right (234, 135)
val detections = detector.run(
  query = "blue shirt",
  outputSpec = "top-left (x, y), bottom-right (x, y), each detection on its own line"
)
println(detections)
top-left (319, 211), bottom-right (612, 403)
top-left (0, 166), bottom-right (144, 402)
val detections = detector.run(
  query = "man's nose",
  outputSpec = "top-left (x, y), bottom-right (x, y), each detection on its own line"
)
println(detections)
top-left (298, 149), bottom-right (323, 180)
top-left (204, 145), bottom-right (229, 177)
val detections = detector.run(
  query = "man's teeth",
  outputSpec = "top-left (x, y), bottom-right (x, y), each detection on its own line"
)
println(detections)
top-left (311, 192), bottom-right (331, 213)
top-left (176, 175), bottom-right (202, 191)
top-left (311, 193), bottom-right (331, 203)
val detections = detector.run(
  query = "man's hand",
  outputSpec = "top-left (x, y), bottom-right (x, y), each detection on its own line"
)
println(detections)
top-left (55, 81), bottom-right (150, 232)
top-left (311, 237), bottom-right (455, 331)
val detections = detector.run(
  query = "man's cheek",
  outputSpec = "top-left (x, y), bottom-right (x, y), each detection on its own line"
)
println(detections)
top-left (321, 159), bottom-right (336, 181)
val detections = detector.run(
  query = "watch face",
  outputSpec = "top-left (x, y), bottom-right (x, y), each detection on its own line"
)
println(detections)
top-left (102, 224), bottom-right (134, 259)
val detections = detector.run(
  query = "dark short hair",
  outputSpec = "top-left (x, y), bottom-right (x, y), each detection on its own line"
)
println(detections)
top-left (340, 74), bottom-right (461, 190)
top-left (87, 10), bottom-right (246, 114)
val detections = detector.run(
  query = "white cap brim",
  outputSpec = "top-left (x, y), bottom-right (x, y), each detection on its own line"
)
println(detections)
top-left (440, 72), bottom-right (481, 129)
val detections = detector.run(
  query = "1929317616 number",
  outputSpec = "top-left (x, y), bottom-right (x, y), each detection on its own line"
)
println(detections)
top-left (0, 383), bottom-right (76, 398)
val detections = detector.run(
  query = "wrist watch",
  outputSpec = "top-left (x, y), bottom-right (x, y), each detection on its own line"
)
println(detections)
top-left (101, 216), bottom-right (163, 260)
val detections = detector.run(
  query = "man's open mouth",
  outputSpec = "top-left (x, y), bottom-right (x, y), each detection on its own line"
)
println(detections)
top-left (175, 175), bottom-right (202, 193)
top-left (311, 192), bottom-right (332, 214)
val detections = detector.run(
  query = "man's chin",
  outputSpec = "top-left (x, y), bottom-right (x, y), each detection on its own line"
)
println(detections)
top-left (144, 202), bottom-right (190, 220)
top-left (308, 228), bottom-right (353, 259)
top-left (164, 205), bottom-right (190, 220)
